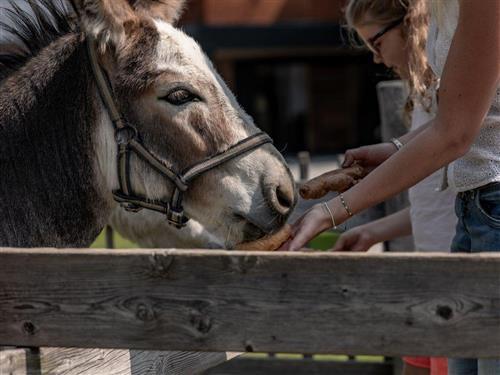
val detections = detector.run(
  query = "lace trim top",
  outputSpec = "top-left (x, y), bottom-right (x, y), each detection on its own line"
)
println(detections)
top-left (427, 0), bottom-right (500, 192)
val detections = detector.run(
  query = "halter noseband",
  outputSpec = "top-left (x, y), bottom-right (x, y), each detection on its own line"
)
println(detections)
top-left (85, 36), bottom-right (272, 228)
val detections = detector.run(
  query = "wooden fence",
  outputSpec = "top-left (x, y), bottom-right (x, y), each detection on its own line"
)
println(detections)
top-left (1, 248), bottom-right (500, 374)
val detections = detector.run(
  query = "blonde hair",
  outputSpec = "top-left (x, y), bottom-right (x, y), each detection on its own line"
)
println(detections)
top-left (345, 0), bottom-right (436, 115)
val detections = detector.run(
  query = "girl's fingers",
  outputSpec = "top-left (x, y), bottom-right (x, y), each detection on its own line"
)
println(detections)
top-left (342, 147), bottom-right (365, 167)
top-left (288, 221), bottom-right (321, 251)
top-left (278, 237), bottom-right (293, 251)
top-left (342, 153), bottom-right (354, 167)
top-left (331, 238), bottom-right (346, 251)
top-left (352, 242), bottom-right (370, 252)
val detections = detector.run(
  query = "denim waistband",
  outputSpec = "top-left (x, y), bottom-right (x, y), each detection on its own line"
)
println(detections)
top-left (457, 181), bottom-right (500, 200)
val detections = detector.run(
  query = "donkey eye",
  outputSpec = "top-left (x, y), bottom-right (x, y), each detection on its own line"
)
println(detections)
top-left (161, 88), bottom-right (200, 106)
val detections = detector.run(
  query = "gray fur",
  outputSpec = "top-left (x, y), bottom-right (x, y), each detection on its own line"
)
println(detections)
top-left (0, 33), bottom-right (111, 247)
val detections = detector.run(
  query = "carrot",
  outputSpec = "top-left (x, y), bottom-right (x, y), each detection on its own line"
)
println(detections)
top-left (235, 224), bottom-right (292, 251)
top-left (299, 163), bottom-right (366, 200)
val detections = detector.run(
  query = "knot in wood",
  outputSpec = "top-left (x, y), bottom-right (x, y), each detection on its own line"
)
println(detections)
top-left (436, 305), bottom-right (453, 320)
top-left (190, 312), bottom-right (212, 334)
top-left (148, 253), bottom-right (175, 279)
top-left (228, 255), bottom-right (258, 274)
top-left (136, 302), bottom-right (156, 322)
top-left (22, 321), bottom-right (36, 336)
top-left (244, 341), bottom-right (254, 352)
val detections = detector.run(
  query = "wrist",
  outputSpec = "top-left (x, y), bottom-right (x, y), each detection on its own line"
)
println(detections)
top-left (315, 203), bottom-right (335, 232)
top-left (321, 202), bottom-right (337, 230)
top-left (361, 224), bottom-right (382, 245)
top-left (326, 198), bottom-right (350, 227)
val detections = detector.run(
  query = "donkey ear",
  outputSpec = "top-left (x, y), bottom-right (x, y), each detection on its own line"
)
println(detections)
top-left (128, 0), bottom-right (187, 24)
top-left (73, 0), bottom-right (139, 50)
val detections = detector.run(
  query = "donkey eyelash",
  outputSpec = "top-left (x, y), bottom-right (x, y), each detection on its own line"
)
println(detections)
top-left (160, 88), bottom-right (202, 106)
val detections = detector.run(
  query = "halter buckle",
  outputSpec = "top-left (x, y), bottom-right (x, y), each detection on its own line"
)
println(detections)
top-left (167, 207), bottom-right (189, 229)
top-left (121, 202), bottom-right (143, 213)
top-left (115, 125), bottom-right (138, 145)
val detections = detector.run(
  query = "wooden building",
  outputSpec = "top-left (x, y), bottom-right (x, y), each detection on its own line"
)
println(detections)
top-left (179, 0), bottom-right (390, 155)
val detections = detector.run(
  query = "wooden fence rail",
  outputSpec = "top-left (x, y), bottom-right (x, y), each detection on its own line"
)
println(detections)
top-left (1, 348), bottom-right (394, 375)
top-left (1, 249), bottom-right (499, 363)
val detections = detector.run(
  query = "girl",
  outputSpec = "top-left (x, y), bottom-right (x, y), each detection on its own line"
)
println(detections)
top-left (283, 1), bottom-right (500, 374)
top-left (335, 1), bottom-right (452, 374)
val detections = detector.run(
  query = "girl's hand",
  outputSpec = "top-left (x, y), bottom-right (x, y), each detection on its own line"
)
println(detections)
top-left (280, 204), bottom-right (333, 251)
top-left (343, 142), bottom-right (397, 171)
top-left (331, 225), bottom-right (377, 252)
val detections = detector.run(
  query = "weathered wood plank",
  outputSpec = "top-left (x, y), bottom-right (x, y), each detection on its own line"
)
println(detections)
top-left (0, 348), bottom-right (40, 375)
top-left (0, 348), bottom-right (28, 375)
top-left (1, 249), bottom-right (500, 357)
top-left (40, 348), bottom-right (235, 375)
top-left (204, 358), bottom-right (393, 375)
top-left (0, 348), bottom-right (237, 375)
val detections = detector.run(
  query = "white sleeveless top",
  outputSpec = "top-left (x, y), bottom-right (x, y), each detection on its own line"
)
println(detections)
top-left (427, 0), bottom-right (500, 192)
top-left (409, 92), bottom-right (457, 252)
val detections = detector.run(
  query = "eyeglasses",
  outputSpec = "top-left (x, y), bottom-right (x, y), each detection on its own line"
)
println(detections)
top-left (366, 17), bottom-right (405, 54)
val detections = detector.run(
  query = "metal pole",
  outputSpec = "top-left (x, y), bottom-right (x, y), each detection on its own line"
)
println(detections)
top-left (297, 151), bottom-right (310, 182)
top-left (105, 225), bottom-right (115, 249)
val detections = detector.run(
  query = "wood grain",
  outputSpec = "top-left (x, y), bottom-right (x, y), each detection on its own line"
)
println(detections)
top-left (1, 249), bottom-right (499, 357)
top-left (205, 357), bottom-right (393, 375)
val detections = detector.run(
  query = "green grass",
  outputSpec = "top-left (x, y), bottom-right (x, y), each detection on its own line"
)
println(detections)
top-left (92, 228), bottom-right (340, 250)
top-left (243, 353), bottom-right (385, 362)
top-left (91, 229), bottom-right (138, 249)
top-left (308, 231), bottom-right (340, 251)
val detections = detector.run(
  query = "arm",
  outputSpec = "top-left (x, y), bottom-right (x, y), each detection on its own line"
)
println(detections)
top-left (342, 123), bottom-right (432, 169)
top-left (286, 0), bottom-right (500, 250)
top-left (332, 207), bottom-right (412, 252)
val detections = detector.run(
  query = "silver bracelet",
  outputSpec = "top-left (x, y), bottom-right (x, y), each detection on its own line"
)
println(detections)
top-left (322, 202), bottom-right (337, 230)
top-left (339, 193), bottom-right (353, 217)
top-left (390, 137), bottom-right (403, 151)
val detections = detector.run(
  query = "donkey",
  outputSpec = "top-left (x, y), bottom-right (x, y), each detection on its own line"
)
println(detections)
top-left (109, 208), bottom-right (218, 248)
top-left (0, 0), bottom-right (297, 249)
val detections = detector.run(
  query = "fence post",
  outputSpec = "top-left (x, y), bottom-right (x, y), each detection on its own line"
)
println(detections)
top-left (105, 225), bottom-right (115, 249)
top-left (297, 151), bottom-right (310, 182)
top-left (376, 80), bottom-right (414, 252)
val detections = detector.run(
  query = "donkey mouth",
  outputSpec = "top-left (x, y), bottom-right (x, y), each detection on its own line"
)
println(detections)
top-left (233, 213), bottom-right (268, 242)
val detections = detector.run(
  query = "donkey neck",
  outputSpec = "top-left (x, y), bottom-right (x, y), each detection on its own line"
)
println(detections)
top-left (0, 34), bottom-right (113, 247)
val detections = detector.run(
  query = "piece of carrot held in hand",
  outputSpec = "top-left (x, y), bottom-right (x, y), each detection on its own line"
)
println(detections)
top-left (235, 224), bottom-right (292, 251)
top-left (299, 163), bottom-right (366, 200)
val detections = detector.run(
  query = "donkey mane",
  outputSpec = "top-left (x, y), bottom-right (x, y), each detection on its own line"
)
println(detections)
top-left (0, 0), bottom-right (76, 82)
top-left (0, 0), bottom-right (113, 247)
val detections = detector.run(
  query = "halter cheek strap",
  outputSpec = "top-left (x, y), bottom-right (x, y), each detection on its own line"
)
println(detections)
top-left (86, 36), bottom-right (272, 228)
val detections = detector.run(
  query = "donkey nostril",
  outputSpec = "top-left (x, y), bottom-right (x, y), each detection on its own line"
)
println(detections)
top-left (276, 185), bottom-right (293, 210)
top-left (263, 173), bottom-right (296, 218)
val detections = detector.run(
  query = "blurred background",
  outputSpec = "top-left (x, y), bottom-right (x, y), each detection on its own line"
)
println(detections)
top-left (177, 0), bottom-right (390, 155)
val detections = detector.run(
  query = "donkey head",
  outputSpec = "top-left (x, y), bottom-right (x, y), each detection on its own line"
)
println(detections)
top-left (75, 0), bottom-right (297, 248)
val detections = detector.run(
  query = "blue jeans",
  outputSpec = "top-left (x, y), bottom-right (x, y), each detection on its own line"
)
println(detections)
top-left (449, 182), bottom-right (500, 375)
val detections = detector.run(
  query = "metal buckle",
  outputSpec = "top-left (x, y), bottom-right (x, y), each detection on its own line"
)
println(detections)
top-left (115, 125), bottom-right (138, 145)
top-left (167, 208), bottom-right (188, 228)
top-left (121, 202), bottom-right (143, 213)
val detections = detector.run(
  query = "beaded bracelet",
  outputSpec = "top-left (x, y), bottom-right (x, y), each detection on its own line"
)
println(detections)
top-left (339, 193), bottom-right (353, 217)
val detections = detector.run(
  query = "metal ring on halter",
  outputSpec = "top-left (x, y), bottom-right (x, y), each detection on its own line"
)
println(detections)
top-left (167, 208), bottom-right (188, 228)
top-left (115, 125), bottom-right (138, 145)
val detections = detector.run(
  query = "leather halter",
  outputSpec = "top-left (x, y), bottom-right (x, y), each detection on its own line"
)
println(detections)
top-left (85, 36), bottom-right (272, 228)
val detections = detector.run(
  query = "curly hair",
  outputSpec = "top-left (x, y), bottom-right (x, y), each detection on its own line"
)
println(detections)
top-left (344, 0), bottom-right (436, 115)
